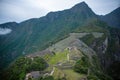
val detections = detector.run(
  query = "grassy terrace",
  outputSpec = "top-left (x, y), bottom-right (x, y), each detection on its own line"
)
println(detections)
top-left (53, 68), bottom-right (85, 80)
top-left (43, 48), bottom-right (85, 80)
top-left (43, 49), bottom-right (69, 65)
top-left (48, 49), bottom-right (68, 65)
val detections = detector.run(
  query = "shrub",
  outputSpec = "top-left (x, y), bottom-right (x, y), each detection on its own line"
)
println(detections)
top-left (3, 57), bottom-right (48, 80)
top-left (87, 75), bottom-right (99, 80)
top-left (74, 56), bottom-right (90, 74)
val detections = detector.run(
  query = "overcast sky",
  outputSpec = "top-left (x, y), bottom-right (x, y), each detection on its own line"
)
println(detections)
top-left (0, 0), bottom-right (120, 24)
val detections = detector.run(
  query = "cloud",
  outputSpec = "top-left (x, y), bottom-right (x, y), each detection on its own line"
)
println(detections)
top-left (0, 28), bottom-right (12, 35)
top-left (0, 0), bottom-right (119, 24)
top-left (0, 0), bottom-right (49, 23)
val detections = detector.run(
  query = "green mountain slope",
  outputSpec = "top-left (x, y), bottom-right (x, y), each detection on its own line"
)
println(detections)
top-left (2, 32), bottom-right (112, 80)
top-left (100, 7), bottom-right (120, 28)
top-left (0, 1), bottom-right (120, 80)
top-left (0, 2), bottom-right (97, 70)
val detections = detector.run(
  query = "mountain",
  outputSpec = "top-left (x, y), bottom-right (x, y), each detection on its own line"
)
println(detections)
top-left (0, 22), bottom-right (18, 28)
top-left (0, 2), bottom-right (97, 70)
top-left (100, 7), bottom-right (120, 28)
top-left (2, 32), bottom-right (112, 80)
top-left (0, 1), bottom-right (120, 80)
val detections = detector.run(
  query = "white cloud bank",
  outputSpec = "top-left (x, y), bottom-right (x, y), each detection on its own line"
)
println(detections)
top-left (0, 28), bottom-right (12, 35)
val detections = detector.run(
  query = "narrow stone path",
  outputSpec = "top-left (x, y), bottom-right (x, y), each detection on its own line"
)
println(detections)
top-left (50, 67), bottom-right (55, 75)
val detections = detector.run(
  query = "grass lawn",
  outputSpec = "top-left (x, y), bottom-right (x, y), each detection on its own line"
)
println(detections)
top-left (63, 69), bottom-right (85, 80)
top-left (53, 67), bottom-right (85, 80)
top-left (48, 49), bottom-right (69, 65)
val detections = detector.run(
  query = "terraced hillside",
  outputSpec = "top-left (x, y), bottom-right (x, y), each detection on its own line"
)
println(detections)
top-left (1, 32), bottom-right (109, 80)
top-left (0, 2), bottom-right (111, 71)
top-left (1, 1), bottom-right (120, 80)
top-left (36, 33), bottom-right (110, 79)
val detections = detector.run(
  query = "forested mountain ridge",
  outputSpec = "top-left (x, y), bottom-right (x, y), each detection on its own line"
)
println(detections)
top-left (0, 1), bottom-right (120, 80)
top-left (0, 2), bottom-right (97, 69)
top-left (100, 7), bottom-right (120, 28)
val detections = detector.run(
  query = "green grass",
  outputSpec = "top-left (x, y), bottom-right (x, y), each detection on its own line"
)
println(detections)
top-left (53, 67), bottom-right (65, 79)
top-left (63, 69), bottom-right (85, 80)
top-left (80, 33), bottom-right (95, 46)
top-left (48, 49), bottom-right (69, 65)
top-left (53, 67), bottom-right (85, 80)
top-left (44, 48), bottom-right (86, 80)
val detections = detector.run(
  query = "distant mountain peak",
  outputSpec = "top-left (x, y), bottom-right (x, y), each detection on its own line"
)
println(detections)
top-left (70, 1), bottom-right (96, 17)
top-left (100, 7), bottom-right (120, 28)
top-left (71, 1), bottom-right (88, 9)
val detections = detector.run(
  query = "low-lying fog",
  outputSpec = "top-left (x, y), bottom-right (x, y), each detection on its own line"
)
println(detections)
top-left (0, 28), bottom-right (12, 35)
